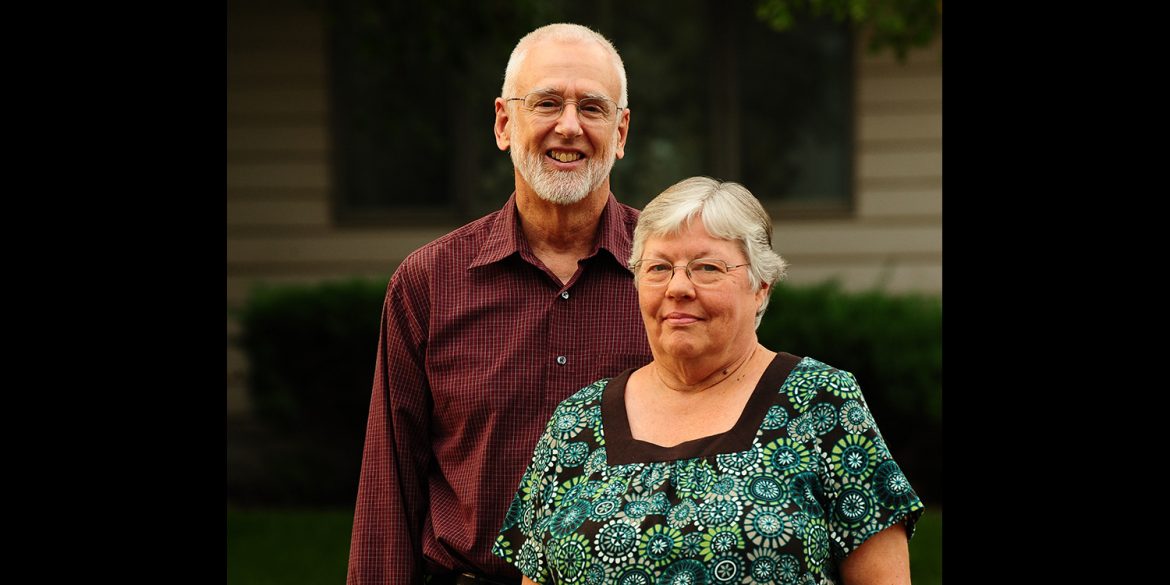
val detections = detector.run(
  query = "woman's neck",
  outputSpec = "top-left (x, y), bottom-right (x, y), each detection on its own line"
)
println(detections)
top-left (652, 341), bottom-right (762, 394)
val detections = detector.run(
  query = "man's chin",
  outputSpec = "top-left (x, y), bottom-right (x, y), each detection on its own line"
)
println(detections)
top-left (513, 150), bottom-right (611, 206)
top-left (526, 168), bottom-right (596, 205)
top-left (534, 186), bottom-right (591, 205)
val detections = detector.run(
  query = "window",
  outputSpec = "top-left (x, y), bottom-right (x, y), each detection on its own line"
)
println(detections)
top-left (327, 0), bottom-right (853, 225)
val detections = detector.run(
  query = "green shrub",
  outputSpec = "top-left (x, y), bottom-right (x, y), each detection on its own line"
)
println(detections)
top-left (234, 278), bottom-right (388, 505)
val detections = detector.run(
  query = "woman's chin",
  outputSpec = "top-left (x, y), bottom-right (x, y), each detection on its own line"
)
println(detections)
top-left (657, 339), bottom-right (707, 361)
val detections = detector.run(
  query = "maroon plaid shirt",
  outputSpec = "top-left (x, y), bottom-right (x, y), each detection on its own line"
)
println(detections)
top-left (347, 193), bottom-right (652, 584)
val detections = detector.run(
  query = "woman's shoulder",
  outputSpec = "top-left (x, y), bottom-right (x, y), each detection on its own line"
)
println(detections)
top-left (556, 377), bottom-right (612, 410)
top-left (787, 355), bottom-right (858, 383)
top-left (780, 355), bottom-right (864, 413)
top-left (553, 363), bottom-right (641, 413)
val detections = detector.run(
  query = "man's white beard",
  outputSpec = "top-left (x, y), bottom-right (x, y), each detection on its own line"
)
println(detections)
top-left (510, 131), bottom-right (618, 205)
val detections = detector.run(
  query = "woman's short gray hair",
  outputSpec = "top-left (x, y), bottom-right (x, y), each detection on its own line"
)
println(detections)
top-left (629, 177), bottom-right (788, 328)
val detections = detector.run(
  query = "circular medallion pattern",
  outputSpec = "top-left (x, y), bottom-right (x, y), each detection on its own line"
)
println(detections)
top-left (550, 533), bottom-right (592, 584)
top-left (833, 486), bottom-right (875, 530)
top-left (839, 400), bottom-right (870, 434)
top-left (590, 496), bottom-right (622, 522)
top-left (595, 519), bottom-right (638, 564)
top-left (744, 506), bottom-right (793, 548)
top-left (585, 447), bottom-right (608, 475)
top-left (776, 553), bottom-right (801, 585)
top-left (668, 499), bottom-right (696, 529)
top-left (788, 472), bottom-right (824, 517)
top-left (659, 559), bottom-right (709, 585)
top-left (549, 498), bottom-right (591, 538)
top-left (561, 441), bottom-right (590, 467)
top-left (825, 371), bottom-right (862, 399)
top-left (616, 567), bottom-right (655, 585)
top-left (830, 434), bottom-right (877, 480)
top-left (747, 549), bottom-right (780, 583)
top-left (516, 540), bottom-right (543, 579)
top-left (700, 525), bottom-right (744, 560)
top-left (554, 410), bottom-right (587, 439)
top-left (640, 524), bottom-right (684, 568)
top-left (674, 459), bottom-right (717, 497)
top-left (716, 444), bottom-right (761, 476)
top-left (873, 460), bottom-right (917, 510)
top-left (697, 499), bottom-right (741, 529)
top-left (808, 403), bottom-right (837, 436)
top-left (762, 405), bottom-right (789, 430)
top-left (762, 438), bottom-right (811, 475)
top-left (708, 553), bottom-right (744, 584)
top-left (745, 474), bottom-right (787, 505)
top-left (802, 521), bottom-right (830, 574)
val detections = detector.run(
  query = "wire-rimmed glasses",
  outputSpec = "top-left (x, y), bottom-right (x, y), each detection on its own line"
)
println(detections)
top-left (630, 258), bottom-right (751, 287)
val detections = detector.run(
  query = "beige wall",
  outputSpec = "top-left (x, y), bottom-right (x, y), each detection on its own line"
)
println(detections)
top-left (227, 0), bottom-right (941, 414)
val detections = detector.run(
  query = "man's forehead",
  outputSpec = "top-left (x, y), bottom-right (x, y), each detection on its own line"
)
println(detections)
top-left (515, 39), bottom-right (619, 97)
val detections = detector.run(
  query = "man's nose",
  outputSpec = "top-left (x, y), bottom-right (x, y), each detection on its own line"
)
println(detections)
top-left (554, 103), bottom-right (584, 138)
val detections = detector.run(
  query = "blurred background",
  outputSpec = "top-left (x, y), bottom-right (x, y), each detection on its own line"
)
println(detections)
top-left (227, 0), bottom-right (941, 582)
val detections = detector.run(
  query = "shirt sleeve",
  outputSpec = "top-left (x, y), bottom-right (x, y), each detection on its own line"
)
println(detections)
top-left (805, 366), bottom-right (925, 561)
top-left (347, 260), bottom-right (434, 585)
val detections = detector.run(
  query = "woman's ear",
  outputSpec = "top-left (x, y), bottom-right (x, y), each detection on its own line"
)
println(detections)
top-left (755, 281), bottom-right (770, 308)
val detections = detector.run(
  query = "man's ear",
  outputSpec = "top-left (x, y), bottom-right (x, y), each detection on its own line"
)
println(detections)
top-left (614, 107), bottom-right (630, 159)
top-left (494, 98), bottom-right (511, 152)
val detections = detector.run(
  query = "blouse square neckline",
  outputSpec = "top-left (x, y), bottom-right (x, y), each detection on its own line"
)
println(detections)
top-left (602, 352), bottom-right (803, 465)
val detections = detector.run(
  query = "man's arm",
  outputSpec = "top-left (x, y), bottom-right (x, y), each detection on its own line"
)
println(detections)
top-left (347, 263), bottom-right (433, 585)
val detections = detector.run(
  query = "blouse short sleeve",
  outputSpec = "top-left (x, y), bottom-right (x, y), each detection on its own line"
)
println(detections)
top-left (789, 361), bottom-right (925, 562)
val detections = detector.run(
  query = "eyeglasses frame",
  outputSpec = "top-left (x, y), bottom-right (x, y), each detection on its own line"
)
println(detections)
top-left (630, 258), bottom-right (751, 287)
top-left (504, 91), bottom-right (625, 123)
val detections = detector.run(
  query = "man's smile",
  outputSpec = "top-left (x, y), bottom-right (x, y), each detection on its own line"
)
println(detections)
top-left (548, 149), bottom-right (584, 163)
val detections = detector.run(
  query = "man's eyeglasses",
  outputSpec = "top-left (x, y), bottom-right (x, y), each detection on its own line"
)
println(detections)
top-left (505, 92), bottom-right (623, 123)
top-left (630, 258), bottom-right (751, 287)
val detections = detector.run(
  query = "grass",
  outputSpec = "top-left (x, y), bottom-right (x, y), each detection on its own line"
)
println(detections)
top-left (227, 507), bottom-right (941, 584)
top-left (910, 508), bottom-right (943, 585)
top-left (227, 507), bottom-right (353, 585)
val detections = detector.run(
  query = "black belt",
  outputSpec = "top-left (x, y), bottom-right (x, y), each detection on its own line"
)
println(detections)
top-left (428, 572), bottom-right (518, 585)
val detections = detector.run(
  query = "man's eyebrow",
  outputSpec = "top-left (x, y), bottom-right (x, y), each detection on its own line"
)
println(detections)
top-left (579, 91), bottom-right (612, 101)
top-left (526, 88), bottom-right (613, 101)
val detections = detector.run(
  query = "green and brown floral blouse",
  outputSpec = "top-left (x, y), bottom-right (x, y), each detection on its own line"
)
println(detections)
top-left (493, 353), bottom-right (924, 585)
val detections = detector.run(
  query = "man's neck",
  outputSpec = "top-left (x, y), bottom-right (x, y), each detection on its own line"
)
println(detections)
top-left (514, 180), bottom-right (610, 283)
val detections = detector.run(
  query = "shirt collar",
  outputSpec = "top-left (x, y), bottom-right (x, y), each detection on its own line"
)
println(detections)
top-left (469, 192), bottom-right (635, 270)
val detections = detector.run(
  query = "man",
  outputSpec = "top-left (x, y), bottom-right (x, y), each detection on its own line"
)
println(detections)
top-left (347, 23), bottom-right (652, 585)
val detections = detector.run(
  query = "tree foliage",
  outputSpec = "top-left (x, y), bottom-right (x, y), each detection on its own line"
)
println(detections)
top-left (756, 0), bottom-right (941, 61)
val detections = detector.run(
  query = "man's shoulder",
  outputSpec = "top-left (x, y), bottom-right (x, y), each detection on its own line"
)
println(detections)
top-left (394, 210), bottom-right (503, 276)
top-left (614, 199), bottom-right (641, 233)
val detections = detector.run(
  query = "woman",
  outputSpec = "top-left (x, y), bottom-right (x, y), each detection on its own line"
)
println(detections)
top-left (494, 177), bottom-right (924, 585)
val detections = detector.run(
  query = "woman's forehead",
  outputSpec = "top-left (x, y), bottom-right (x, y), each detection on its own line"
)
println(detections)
top-left (643, 226), bottom-right (742, 258)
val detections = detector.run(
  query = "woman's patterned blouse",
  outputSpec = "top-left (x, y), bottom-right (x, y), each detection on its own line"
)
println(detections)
top-left (493, 354), bottom-right (924, 585)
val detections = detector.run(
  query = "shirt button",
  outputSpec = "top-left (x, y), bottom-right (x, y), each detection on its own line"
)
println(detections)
top-left (556, 355), bottom-right (567, 365)
top-left (560, 291), bottom-right (570, 300)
